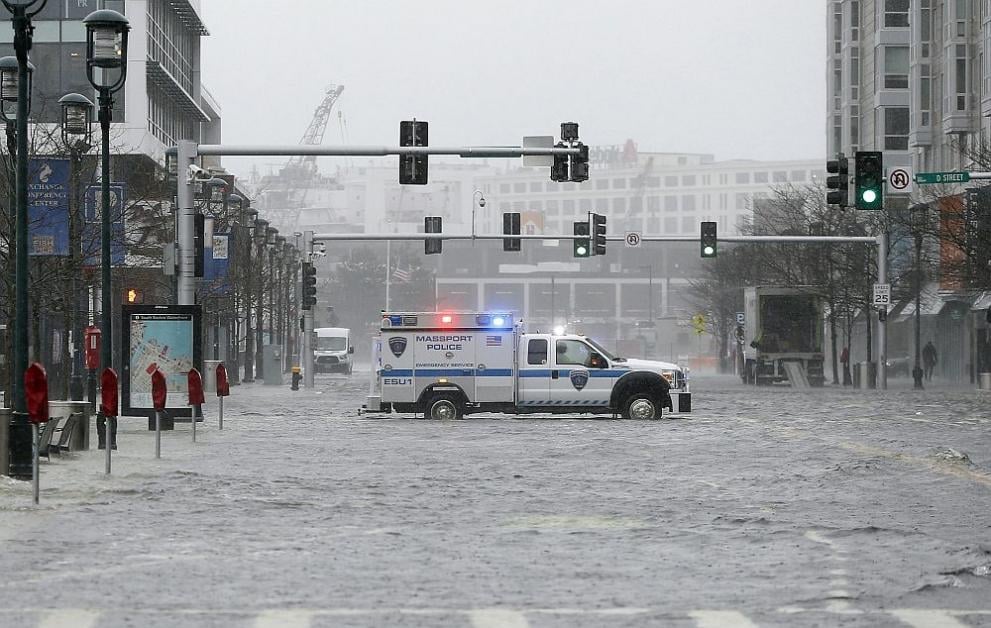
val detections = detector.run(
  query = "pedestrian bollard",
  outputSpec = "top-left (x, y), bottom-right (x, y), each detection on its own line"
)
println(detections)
top-left (216, 363), bottom-right (230, 430)
top-left (25, 363), bottom-right (49, 505)
top-left (188, 369), bottom-right (205, 442)
top-left (101, 368), bottom-right (119, 475)
top-left (151, 369), bottom-right (167, 459)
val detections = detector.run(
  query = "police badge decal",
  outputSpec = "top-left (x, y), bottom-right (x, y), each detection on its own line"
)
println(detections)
top-left (569, 368), bottom-right (590, 391)
top-left (389, 337), bottom-right (408, 358)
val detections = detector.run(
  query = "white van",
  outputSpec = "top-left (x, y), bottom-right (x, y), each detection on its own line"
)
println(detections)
top-left (314, 327), bottom-right (354, 374)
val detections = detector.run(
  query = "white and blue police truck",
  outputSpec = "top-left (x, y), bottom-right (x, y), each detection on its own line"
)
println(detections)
top-left (363, 312), bottom-right (691, 420)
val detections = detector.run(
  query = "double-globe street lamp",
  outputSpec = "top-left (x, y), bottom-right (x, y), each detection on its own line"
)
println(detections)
top-left (83, 8), bottom-right (129, 449)
top-left (0, 0), bottom-right (44, 480)
top-left (59, 92), bottom-right (94, 402)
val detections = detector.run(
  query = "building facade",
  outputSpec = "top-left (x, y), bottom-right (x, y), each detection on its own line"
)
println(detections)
top-left (827, 0), bottom-right (991, 174)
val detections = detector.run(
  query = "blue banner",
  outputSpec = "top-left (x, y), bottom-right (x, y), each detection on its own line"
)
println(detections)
top-left (84, 184), bottom-right (126, 267)
top-left (204, 230), bottom-right (232, 295)
top-left (28, 158), bottom-right (70, 256)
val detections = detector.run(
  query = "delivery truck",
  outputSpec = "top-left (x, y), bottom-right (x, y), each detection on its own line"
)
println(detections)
top-left (742, 287), bottom-right (825, 386)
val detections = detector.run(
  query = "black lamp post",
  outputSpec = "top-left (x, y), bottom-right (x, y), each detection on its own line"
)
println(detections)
top-left (59, 92), bottom-right (94, 402)
top-left (254, 218), bottom-right (269, 380)
top-left (227, 193), bottom-right (242, 379)
top-left (274, 235), bottom-right (285, 354)
top-left (267, 226), bottom-right (278, 345)
top-left (83, 8), bottom-right (129, 450)
top-left (0, 0), bottom-right (44, 479)
top-left (911, 205), bottom-right (927, 390)
top-left (241, 206), bottom-right (258, 382)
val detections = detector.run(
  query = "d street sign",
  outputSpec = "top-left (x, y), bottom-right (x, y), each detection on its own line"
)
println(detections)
top-left (916, 171), bottom-right (970, 184)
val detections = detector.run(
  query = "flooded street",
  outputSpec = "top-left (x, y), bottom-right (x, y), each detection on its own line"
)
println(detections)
top-left (1, 373), bottom-right (990, 627)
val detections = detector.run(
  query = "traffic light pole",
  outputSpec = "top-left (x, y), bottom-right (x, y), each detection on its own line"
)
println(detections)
top-left (302, 231), bottom-right (315, 389)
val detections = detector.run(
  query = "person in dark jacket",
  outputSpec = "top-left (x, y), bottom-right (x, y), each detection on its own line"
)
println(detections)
top-left (922, 341), bottom-right (938, 381)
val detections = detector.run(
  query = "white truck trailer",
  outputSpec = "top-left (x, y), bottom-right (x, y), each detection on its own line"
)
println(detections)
top-left (363, 311), bottom-right (691, 419)
top-left (742, 287), bottom-right (825, 386)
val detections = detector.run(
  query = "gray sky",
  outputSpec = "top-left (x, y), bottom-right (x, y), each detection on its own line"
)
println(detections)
top-left (200, 0), bottom-right (825, 175)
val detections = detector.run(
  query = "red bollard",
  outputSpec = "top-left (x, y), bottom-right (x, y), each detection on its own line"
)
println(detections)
top-left (101, 368), bottom-right (118, 475)
top-left (151, 369), bottom-right (167, 459)
top-left (216, 363), bottom-right (230, 430)
top-left (25, 363), bottom-right (48, 504)
top-left (188, 369), bottom-right (204, 442)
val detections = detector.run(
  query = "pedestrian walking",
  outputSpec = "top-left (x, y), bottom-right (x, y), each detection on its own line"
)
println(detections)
top-left (923, 340), bottom-right (938, 382)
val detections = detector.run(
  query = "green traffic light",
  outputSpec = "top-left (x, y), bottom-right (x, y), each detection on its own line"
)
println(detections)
top-left (862, 189), bottom-right (877, 204)
top-left (576, 245), bottom-right (588, 256)
top-left (703, 246), bottom-right (715, 256)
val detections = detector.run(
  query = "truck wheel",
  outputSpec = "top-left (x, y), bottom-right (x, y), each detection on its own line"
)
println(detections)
top-left (426, 395), bottom-right (462, 420)
top-left (623, 393), bottom-right (661, 420)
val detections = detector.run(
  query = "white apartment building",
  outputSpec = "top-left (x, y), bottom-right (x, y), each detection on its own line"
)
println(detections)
top-left (827, 0), bottom-right (991, 175)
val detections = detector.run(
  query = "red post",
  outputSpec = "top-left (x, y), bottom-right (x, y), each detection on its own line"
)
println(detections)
top-left (100, 368), bottom-right (118, 418)
top-left (151, 369), bottom-right (167, 410)
top-left (24, 363), bottom-right (49, 424)
top-left (216, 363), bottom-right (230, 397)
top-left (188, 369), bottom-right (204, 442)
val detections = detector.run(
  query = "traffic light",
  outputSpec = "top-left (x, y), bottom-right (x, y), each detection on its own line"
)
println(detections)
top-left (503, 212), bottom-right (521, 252)
top-left (193, 212), bottom-right (205, 277)
top-left (570, 142), bottom-right (589, 183)
top-left (700, 221), bottom-right (717, 258)
top-left (550, 142), bottom-right (569, 182)
top-left (855, 151), bottom-right (883, 210)
top-left (826, 154), bottom-right (849, 207)
top-left (399, 119), bottom-right (428, 185)
top-left (573, 221), bottom-right (590, 257)
top-left (301, 262), bottom-right (317, 310)
top-left (591, 212), bottom-right (606, 255)
top-left (125, 288), bottom-right (143, 304)
top-left (424, 216), bottom-right (442, 255)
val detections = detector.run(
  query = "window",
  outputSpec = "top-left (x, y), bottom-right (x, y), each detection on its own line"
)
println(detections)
top-left (596, 198), bottom-right (609, 211)
top-left (664, 176), bottom-right (678, 187)
top-left (545, 182), bottom-right (558, 193)
top-left (682, 175), bottom-right (696, 186)
top-left (646, 176), bottom-right (660, 188)
top-left (664, 195), bottom-right (678, 212)
top-left (500, 184), bottom-right (511, 194)
top-left (513, 183), bottom-right (526, 194)
top-left (681, 216), bottom-right (695, 233)
top-left (629, 197), bottom-right (643, 214)
top-left (884, 46), bottom-right (909, 89)
top-left (664, 217), bottom-right (677, 233)
top-left (546, 200), bottom-right (559, 216)
top-left (754, 172), bottom-right (768, 184)
top-left (613, 197), bottom-right (627, 213)
top-left (555, 340), bottom-right (593, 366)
top-left (580, 198), bottom-right (592, 211)
top-left (530, 182), bottom-right (542, 193)
top-left (681, 195), bottom-right (696, 211)
top-left (613, 178), bottom-right (627, 189)
top-left (884, 107), bottom-right (909, 150)
top-left (884, 0), bottom-right (909, 27)
top-left (736, 193), bottom-right (749, 210)
top-left (563, 199), bottom-right (575, 214)
top-left (528, 339), bottom-right (548, 365)
top-left (772, 171), bottom-right (788, 183)
top-left (790, 171), bottom-right (806, 182)
top-left (596, 179), bottom-right (609, 190)
top-left (735, 172), bottom-right (751, 184)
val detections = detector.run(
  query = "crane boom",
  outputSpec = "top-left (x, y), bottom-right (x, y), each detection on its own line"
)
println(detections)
top-left (281, 84), bottom-right (345, 180)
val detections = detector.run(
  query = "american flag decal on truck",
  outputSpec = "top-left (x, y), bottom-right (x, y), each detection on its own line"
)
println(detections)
top-left (485, 335), bottom-right (502, 347)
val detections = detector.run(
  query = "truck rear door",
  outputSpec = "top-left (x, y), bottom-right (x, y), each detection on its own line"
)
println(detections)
top-left (517, 336), bottom-right (551, 406)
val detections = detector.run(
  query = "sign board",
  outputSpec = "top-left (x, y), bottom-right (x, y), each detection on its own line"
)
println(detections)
top-left (916, 171), bottom-right (970, 185)
top-left (28, 158), bottom-right (70, 256)
top-left (121, 305), bottom-right (202, 418)
top-left (735, 312), bottom-right (745, 325)
top-left (887, 167), bottom-right (913, 194)
top-left (873, 283), bottom-right (891, 308)
top-left (691, 313), bottom-right (706, 335)
top-left (522, 136), bottom-right (554, 168)
top-left (624, 232), bottom-right (641, 248)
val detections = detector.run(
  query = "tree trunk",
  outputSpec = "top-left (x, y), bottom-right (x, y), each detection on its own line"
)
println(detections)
top-left (829, 310), bottom-right (839, 385)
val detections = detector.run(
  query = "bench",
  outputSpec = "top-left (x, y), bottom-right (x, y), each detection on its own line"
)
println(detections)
top-left (49, 413), bottom-right (80, 457)
top-left (36, 417), bottom-right (60, 462)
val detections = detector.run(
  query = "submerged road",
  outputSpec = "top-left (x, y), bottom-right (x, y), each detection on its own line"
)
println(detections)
top-left (1, 373), bottom-right (989, 627)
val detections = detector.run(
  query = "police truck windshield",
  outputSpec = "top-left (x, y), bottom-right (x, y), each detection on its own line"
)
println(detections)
top-left (585, 337), bottom-right (620, 361)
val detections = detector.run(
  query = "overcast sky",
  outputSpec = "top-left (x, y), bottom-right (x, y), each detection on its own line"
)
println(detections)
top-left (200, 0), bottom-right (825, 176)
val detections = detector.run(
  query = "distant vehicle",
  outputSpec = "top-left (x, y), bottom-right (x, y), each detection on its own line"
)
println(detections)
top-left (363, 311), bottom-right (691, 420)
top-left (742, 287), bottom-right (825, 387)
top-left (314, 327), bottom-right (353, 374)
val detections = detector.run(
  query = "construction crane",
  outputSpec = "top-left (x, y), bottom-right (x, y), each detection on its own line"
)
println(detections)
top-left (280, 84), bottom-right (345, 183)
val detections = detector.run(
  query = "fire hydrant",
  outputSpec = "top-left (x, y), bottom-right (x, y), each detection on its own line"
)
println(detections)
top-left (290, 365), bottom-right (302, 391)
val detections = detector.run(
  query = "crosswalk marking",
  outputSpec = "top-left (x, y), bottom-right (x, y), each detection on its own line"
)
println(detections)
top-left (468, 609), bottom-right (531, 628)
top-left (38, 610), bottom-right (100, 628)
top-left (688, 610), bottom-right (761, 628)
top-left (890, 610), bottom-right (972, 628)
top-left (253, 609), bottom-right (315, 628)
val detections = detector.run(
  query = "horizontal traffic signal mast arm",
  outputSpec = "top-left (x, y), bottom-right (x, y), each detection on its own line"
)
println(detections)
top-left (178, 145), bottom-right (585, 158)
top-left (311, 233), bottom-right (880, 244)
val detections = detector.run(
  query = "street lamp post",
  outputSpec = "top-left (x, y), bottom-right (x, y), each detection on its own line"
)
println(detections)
top-left (912, 205), bottom-right (926, 390)
top-left (59, 92), bottom-right (94, 401)
top-left (84, 8), bottom-right (129, 450)
top-left (253, 218), bottom-right (269, 380)
top-left (267, 227), bottom-right (277, 346)
top-left (274, 235), bottom-right (285, 359)
top-left (241, 206), bottom-right (257, 382)
top-left (0, 0), bottom-right (44, 479)
top-left (202, 177), bottom-right (228, 360)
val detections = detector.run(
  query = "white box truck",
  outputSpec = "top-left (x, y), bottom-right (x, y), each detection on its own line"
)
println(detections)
top-left (742, 287), bottom-right (825, 386)
top-left (363, 312), bottom-right (691, 419)
top-left (314, 327), bottom-right (353, 374)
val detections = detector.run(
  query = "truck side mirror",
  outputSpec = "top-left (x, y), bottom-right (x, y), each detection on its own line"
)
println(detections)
top-left (348, 346), bottom-right (354, 354)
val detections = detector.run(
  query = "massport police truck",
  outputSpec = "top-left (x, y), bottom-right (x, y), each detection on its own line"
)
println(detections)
top-left (363, 312), bottom-right (691, 420)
